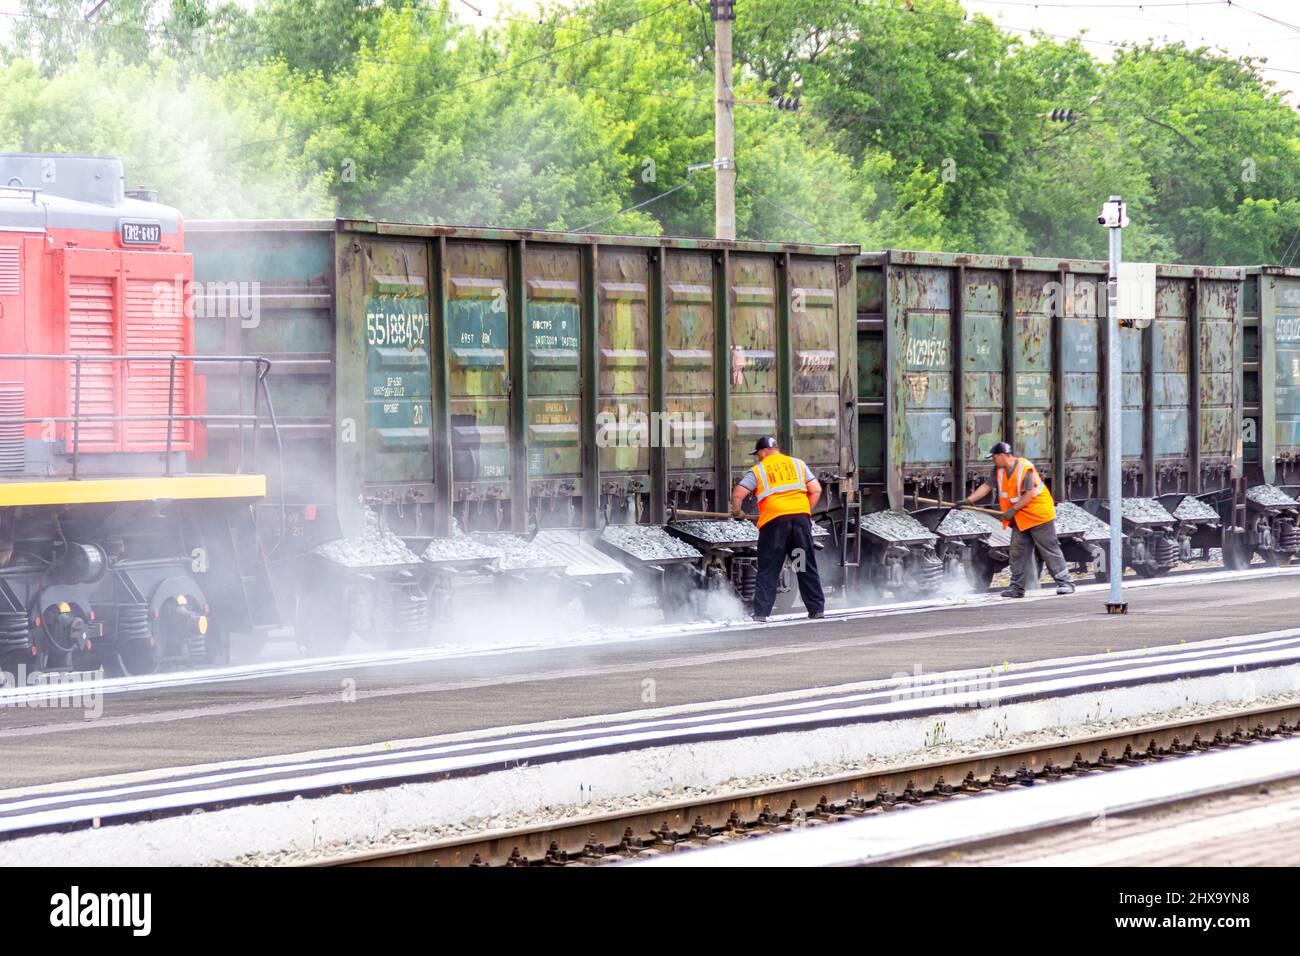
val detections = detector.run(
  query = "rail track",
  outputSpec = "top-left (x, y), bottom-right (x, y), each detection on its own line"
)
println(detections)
top-left (323, 701), bottom-right (1300, 867)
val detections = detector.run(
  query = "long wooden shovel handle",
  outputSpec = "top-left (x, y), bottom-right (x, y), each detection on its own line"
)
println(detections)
top-left (911, 495), bottom-right (1004, 517)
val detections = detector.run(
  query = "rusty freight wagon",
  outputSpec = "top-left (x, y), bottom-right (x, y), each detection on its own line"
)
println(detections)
top-left (188, 220), bottom-right (859, 649)
top-left (855, 251), bottom-right (1245, 596)
top-left (1239, 265), bottom-right (1300, 566)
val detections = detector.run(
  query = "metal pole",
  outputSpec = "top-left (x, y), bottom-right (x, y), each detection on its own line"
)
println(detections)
top-left (712, 0), bottom-right (736, 240)
top-left (1103, 196), bottom-right (1127, 613)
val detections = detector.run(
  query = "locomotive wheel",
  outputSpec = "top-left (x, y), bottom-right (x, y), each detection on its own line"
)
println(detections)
top-left (108, 639), bottom-right (160, 678)
top-left (205, 626), bottom-right (231, 667)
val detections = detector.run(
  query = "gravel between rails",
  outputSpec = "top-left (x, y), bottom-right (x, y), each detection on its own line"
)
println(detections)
top-left (222, 688), bottom-right (1300, 867)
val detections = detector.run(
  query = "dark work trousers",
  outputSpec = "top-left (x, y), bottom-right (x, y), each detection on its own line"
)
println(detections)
top-left (1008, 519), bottom-right (1072, 592)
top-left (753, 513), bottom-right (825, 617)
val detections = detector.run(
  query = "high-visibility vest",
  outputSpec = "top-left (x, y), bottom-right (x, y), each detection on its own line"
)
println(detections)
top-left (997, 457), bottom-right (1055, 531)
top-left (751, 453), bottom-right (813, 528)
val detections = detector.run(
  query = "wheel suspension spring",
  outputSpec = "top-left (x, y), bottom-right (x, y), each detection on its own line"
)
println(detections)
top-left (0, 611), bottom-right (29, 656)
top-left (96, 604), bottom-right (151, 645)
top-left (915, 549), bottom-right (946, 591)
top-left (1278, 520), bottom-right (1300, 554)
top-left (379, 583), bottom-right (430, 637)
top-left (731, 559), bottom-right (757, 602)
top-left (1151, 534), bottom-right (1180, 568)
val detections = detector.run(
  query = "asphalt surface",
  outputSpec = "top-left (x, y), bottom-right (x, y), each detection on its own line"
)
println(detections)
top-left (0, 572), bottom-right (1296, 789)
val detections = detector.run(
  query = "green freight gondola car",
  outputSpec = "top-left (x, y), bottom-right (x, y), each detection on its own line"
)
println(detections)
top-left (188, 220), bottom-right (860, 648)
top-left (856, 250), bottom-right (1246, 594)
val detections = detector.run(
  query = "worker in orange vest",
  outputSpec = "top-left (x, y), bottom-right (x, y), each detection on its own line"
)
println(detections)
top-left (731, 436), bottom-right (825, 622)
top-left (961, 441), bottom-right (1076, 598)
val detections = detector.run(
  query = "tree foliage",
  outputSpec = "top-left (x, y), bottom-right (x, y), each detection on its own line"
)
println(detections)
top-left (3, 0), bottom-right (1299, 263)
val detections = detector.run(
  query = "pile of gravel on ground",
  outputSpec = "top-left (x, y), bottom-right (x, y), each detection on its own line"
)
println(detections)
top-left (316, 531), bottom-right (421, 568)
top-left (859, 509), bottom-right (938, 544)
top-left (1247, 484), bottom-right (1298, 507)
top-left (600, 525), bottom-right (702, 562)
top-left (668, 519), bottom-right (759, 545)
top-left (222, 687), bottom-right (1300, 867)
top-left (1172, 495), bottom-right (1220, 521)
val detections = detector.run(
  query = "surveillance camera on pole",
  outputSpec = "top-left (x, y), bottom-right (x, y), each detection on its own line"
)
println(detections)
top-left (1098, 197), bottom-right (1128, 229)
top-left (1100, 195), bottom-right (1127, 615)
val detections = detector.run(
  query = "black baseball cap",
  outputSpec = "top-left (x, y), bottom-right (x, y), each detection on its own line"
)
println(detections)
top-left (751, 436), bottom-right (778, 455)
top-left (987, 441), bottom-right (1014, 458)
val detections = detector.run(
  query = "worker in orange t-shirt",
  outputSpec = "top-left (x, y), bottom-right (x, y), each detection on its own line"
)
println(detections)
top-left (731, 436), bottom-right (825, 622)
top-left (961, 441), bottom-right (1075, 598)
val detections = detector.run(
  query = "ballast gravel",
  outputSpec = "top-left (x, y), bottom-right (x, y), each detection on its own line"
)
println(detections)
top-left (420, 537), bottom-right (500, 564)
top-left (936, 508), bottom-right (1000, 538)
top-left (600, 525), bottom-right (702, 562)
top-left (1247, 484), bottom-right (1298, 507)
top-left (1054, 501), bottom-right (1113, 541)
top-left (668, 519), bottom-right (759, 545)
top-left (222, 687), bottom-right (1300, 867)
top-left (860, 509), bottom-right (938, 543)
top-left (315, 531), bottom-right (421, 569)
top-left (1173, 495), bottom-right (1220, 521)
top-left (1121, 497), bottom-right (1175, 525)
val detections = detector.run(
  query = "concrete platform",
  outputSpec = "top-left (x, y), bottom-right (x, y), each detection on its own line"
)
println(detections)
top-left (0, 570), bottom-right (1297, 789)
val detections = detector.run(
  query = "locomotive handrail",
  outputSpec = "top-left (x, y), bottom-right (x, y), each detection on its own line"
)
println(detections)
top-left (0, 353), bottom-right (280, 483)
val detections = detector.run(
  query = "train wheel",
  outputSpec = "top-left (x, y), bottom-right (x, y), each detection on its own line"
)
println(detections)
top-left (965, 553), bottom-right (995, 592)
top-left (108, 639), bottom-right (160, 677)
top-left (205, 627), bottom-right (231, 667)
top-left (1134, 563), bottom-right (1168, 579)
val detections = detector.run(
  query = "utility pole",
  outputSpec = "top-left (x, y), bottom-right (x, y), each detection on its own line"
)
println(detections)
top-left (712, 0), bottom-right (736, 240)
top-left (1100, 195), bottom-right (1129, 614)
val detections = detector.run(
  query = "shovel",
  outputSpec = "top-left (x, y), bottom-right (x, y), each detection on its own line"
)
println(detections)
top-left (909, 494), bottom-right (1004, 517)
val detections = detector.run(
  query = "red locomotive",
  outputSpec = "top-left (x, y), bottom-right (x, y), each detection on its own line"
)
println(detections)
top-left (0, 154), bottom-right (275, 675)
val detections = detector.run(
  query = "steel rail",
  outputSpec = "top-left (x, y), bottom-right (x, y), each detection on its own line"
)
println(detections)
top-left (319, 701), bottom-right (1300, 867)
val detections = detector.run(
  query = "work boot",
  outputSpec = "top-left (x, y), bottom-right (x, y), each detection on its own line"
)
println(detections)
top-left (1000, 588), bottom-right (1024, 599)
top-left (808, 610), bottom-right (825, 620)
top-left (1056, 582), bottom-right (1076, 595)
